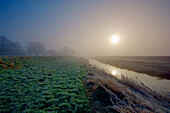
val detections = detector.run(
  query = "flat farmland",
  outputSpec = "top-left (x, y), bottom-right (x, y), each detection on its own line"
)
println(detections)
top-left (0, 57), bottom-right (90, 112)
top-left (0, 56), bottom-right (169, 113)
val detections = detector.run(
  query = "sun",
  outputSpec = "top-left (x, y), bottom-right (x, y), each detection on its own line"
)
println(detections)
top-left (111, 35), bottom-right (119, 44)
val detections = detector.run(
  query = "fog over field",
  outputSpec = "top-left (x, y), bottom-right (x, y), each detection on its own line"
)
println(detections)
top-left (0, 0), bottom-right (170, 56)
top-left (1, 1), bottom-right (170, 112)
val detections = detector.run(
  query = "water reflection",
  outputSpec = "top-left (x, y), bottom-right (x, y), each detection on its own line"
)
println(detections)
top-left (110, 69), bottom-right (122, 79)
top-left (111, 70), bottom-right (117, 75)
top-left (87, 58), bottom-right (170, 95)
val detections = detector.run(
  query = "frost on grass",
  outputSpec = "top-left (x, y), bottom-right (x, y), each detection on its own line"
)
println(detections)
top-left (85, 67), bottom-right (170, 113)
top-left (0, 57), bottom-right (91, 112)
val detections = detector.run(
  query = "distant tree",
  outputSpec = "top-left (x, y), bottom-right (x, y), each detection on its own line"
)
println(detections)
top-left (49, 50), bottom-right (59, 56)
top-left (8, 41), bottom-right (17, 55)
top-left (0, 36), bottom-right (8, 55)
top-left (62, 47), bottom-right (70, 56)
top-left (44, 50), bottom-right (60, 56)
top-left (14, 42), bottom-right (25, 55)
top-left (62, 46), bottom-right (75, 56)
top-left (25, 42), bottom-right (45, 56)
top-left (70, 49), bottom-right (75, 56)
top-left (44, 50), bottom-right (50, 56)
top-left (0, 36), bottom-right (25, 56)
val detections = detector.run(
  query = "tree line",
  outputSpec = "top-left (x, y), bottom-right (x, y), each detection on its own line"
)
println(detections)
top-left (0, 36), bottom-right (75, 56)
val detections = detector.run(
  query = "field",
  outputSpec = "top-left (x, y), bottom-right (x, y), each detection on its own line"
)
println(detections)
top-left (93, 56), bottom-right (170, 79)
top-left (0, 56), bottom-right (170, 113)
top-left (0, 57), bottom-right (90, 112)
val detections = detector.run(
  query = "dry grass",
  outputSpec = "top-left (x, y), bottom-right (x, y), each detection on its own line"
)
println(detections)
top-left (84, 66), bottom-right (170, 113)
top-left (0, 59), bottom-right (14, 69)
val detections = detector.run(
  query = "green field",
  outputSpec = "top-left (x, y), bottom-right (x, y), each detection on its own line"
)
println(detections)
top-left (0, 57), bottom-right (90, 112)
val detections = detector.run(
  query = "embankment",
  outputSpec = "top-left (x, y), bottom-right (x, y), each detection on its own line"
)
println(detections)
top-left (84, 65), bottom-right (170, 113)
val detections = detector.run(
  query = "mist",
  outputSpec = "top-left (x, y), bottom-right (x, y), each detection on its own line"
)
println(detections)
top-left (0, 0), bottom-right (170, 56)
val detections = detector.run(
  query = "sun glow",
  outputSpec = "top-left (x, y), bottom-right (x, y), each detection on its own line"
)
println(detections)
top-left (111, 70), bottom-right (121, 79)
top-left (111, 70), bottom-right (117, 75)
top-left (111, 35), bottom-right (119, 44)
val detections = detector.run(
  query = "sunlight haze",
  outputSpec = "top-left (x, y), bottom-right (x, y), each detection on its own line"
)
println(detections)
top-left (0, 0), bottom-right (170, 56)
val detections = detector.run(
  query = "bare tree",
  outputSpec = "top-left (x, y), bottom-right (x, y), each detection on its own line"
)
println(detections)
top-left (0, 36), bottom-right (25, 56)
top-left (49, 50), bottom-right (59, 56)
top-left (0, 36), bottom-right (8, 55)
top-left (25, 42), bottom-right (45, 56)
top-left (62, 46), bottom-right (75, 56)
top-left (14, 42), bottom-right (25, 55)
top-left (44, 50), bottom-right (60, 56)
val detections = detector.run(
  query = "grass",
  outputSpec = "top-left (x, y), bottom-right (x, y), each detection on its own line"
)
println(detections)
top-left (85, 66), bottom-right (170, 113)
top-left (0, 57), bottom-right (91, 112)
top-left (1, 56), bottom-right (169, 113)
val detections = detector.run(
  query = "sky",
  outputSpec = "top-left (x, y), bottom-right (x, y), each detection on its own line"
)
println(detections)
top-left (0, 0), bottom-right (170, 56)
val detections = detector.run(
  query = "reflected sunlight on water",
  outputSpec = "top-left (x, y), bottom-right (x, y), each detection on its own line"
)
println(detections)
top-left (110, 69), bottom-right (121, 79)
top-left (111, 70), bottom-right (117, 75)
top-left (87, 58), bottom-right (170, 95)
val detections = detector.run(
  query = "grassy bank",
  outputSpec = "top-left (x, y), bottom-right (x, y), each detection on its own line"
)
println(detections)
top-left (85, 66), bottom-right (170, 113)
top-left (0, 57), bottom-right (90, 112)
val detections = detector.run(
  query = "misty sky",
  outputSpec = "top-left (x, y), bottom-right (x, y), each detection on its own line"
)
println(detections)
top-left (0, 0), bottom-right (170, 56)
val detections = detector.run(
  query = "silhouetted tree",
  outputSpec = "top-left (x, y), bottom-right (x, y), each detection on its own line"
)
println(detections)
top-left (49, 50), bottom-right (59, 56)
top-left (44, 50), bottom-right (60, 56)
top-left (14, 42), bottom-right (25, 55)
top-left (62, 46), bottom-right (75, 56)
top-left (0, 36), bottom-right (25, 56)
top-left (0, 36), bottom-right (8, 55)
top-left (26, 42), bottom-right (45, 56)
top-left (0, 36), bottom-right (75, 56)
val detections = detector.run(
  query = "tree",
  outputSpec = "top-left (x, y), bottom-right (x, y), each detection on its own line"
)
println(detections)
top-left (61, 46), bottom-right (75, 56)
top-left (49, 50), bottom-right (59, 56)
top-left (25, 42), bottom-right (45, 56)
top-left (44, 50), bottom-right (60, 56)
top-left (0, 36), bottom-right (8, 55)
top-left (0, 36), bottom-right (25, 56)
top-left (14, 42), bottom-right (25, 55)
